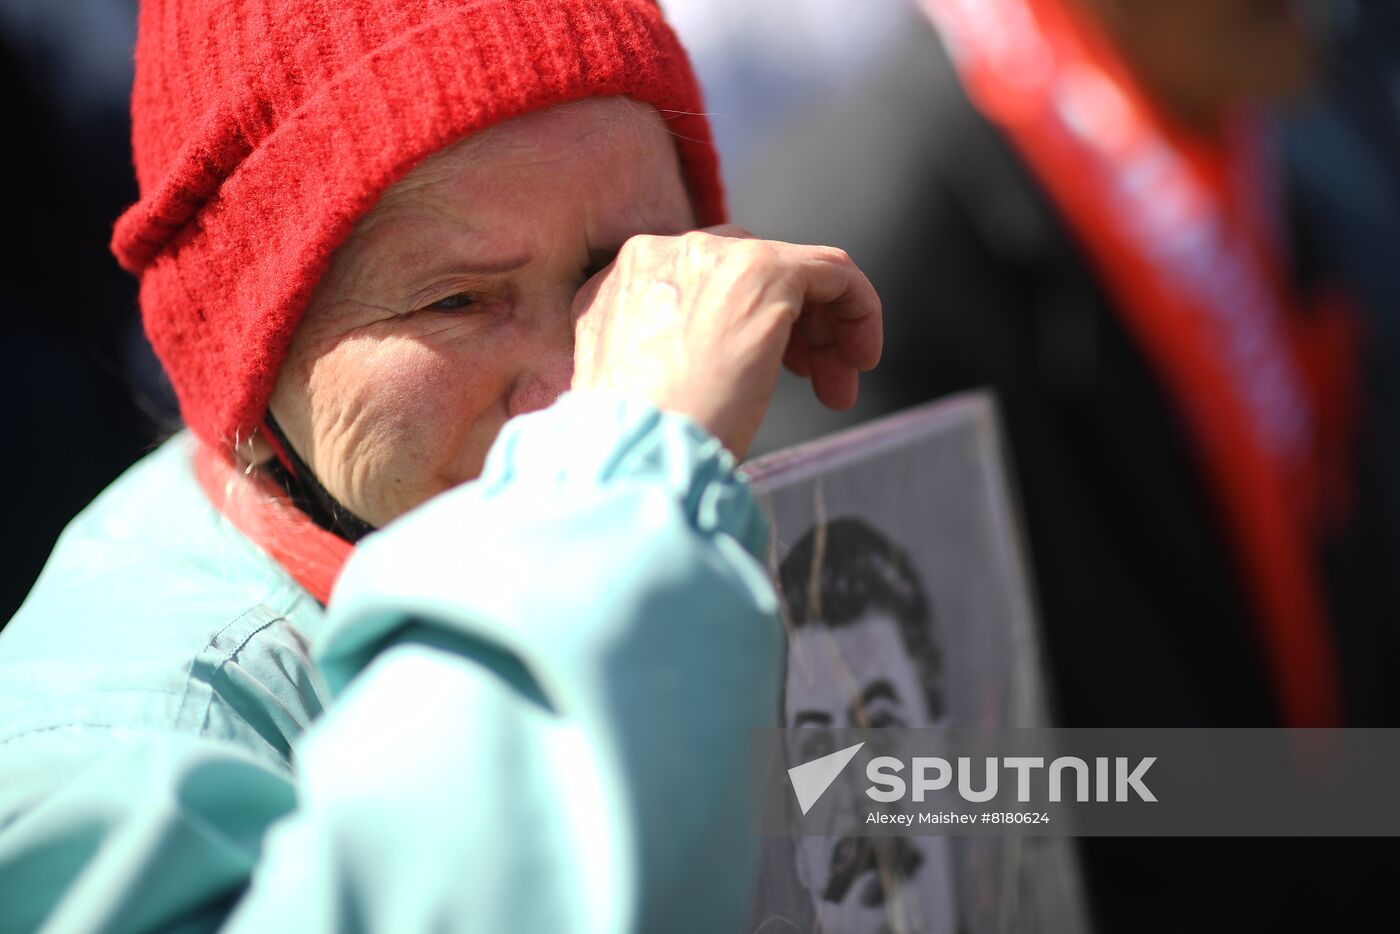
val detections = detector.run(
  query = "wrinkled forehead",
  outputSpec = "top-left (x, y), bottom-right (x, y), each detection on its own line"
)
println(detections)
top-left (303, 96), bottom-right (693, 303)
top-left (376, 98), bottom-right (673, 209)
top-left (343, 97), bottom-right (685, 246)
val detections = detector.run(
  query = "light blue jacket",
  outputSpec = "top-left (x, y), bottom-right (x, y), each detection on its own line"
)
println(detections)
top-left (0, 393), bottom-right (782, 933)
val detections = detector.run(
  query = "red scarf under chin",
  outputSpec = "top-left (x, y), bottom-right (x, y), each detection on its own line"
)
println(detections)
top-left (920, 0), bottom-right (1357, 725)
top-left (194, 444), bottom-right (353, 605)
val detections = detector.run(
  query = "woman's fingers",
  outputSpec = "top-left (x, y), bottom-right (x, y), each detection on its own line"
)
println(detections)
top-left (700, 233), bottom-right (883, 376)
top-left (785, 263), bottom-right (880, 409)
top-left (783, 331), bottom-right (814, 378)
top-left (835, 303), bottom-right (883, 371)
top-left (789, 307), bottom-right (861, 410)
top-left (809, 345), bottom-right (860, 410)
top-left (785, 245), bottom-right (883, 371)
top-left (573, 227), bottom-right (882, 454)
top-left (701, 224), bottom-right (758, 241)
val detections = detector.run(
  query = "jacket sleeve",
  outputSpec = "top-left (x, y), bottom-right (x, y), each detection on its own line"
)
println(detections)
top-left (0, 393), bottom-right (783, 933)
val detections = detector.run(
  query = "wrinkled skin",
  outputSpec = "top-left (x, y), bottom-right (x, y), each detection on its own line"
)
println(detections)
top-left (267, 97), bottom-right (882, 528)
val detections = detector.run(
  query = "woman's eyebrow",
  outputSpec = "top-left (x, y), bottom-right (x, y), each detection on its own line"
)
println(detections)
top-left (410, 253), bottom-right (532, 280)
top-left (388, 250), bottom-right (532, 310)
top-left (360, 216), bottom-right (533, 281)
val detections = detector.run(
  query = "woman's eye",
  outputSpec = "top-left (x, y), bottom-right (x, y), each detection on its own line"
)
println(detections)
top-left (424, 292), bottom-right (476, 312)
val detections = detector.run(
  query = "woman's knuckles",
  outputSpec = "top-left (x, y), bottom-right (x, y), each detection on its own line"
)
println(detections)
top-left (571, 230), bottom-right (877, 450)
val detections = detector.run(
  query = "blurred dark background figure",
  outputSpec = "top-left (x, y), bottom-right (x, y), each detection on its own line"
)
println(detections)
top-left (1283, 0), bottom-right (1400, 610)
top-left (728, 0), bottom-right (1400, 930)
top-left (0, 0), bottom-right (173, 625)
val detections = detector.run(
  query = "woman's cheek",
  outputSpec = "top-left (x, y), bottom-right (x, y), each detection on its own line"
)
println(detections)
top-left (314, 336), bottom-right (499, 523)
top-left (383, 337), bottom-right (500, 448)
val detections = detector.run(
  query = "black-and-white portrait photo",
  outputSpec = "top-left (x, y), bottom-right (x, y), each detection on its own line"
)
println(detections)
top-left (746, 395), bottom-right (1088, 934)
top-left (780, 517), bottom-right (958, 934)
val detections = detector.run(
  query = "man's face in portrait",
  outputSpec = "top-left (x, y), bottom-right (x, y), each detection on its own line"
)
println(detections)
top-left (788, 609), bottom-right (931, 732)
top-left (779, 517), bottom-right (956, 934)
top-left (784, 613), bottom-right (957, 934)
top-left (786, 611), bottom-right (943, 934)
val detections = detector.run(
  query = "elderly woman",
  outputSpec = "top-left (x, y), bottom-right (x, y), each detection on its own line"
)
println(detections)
top-left (0, 1), bottom-right (881, 931)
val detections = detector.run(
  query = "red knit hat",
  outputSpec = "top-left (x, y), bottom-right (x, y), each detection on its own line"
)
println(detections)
top-left (112, 0), bottom-right (725, 449)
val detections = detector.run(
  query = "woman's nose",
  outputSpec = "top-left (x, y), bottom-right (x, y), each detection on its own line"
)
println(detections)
top-left (506, 298), bottom-right (576, 418)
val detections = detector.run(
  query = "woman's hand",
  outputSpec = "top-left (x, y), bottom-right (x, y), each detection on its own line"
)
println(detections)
top-left (571, 227), bottom-right (883, 459)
